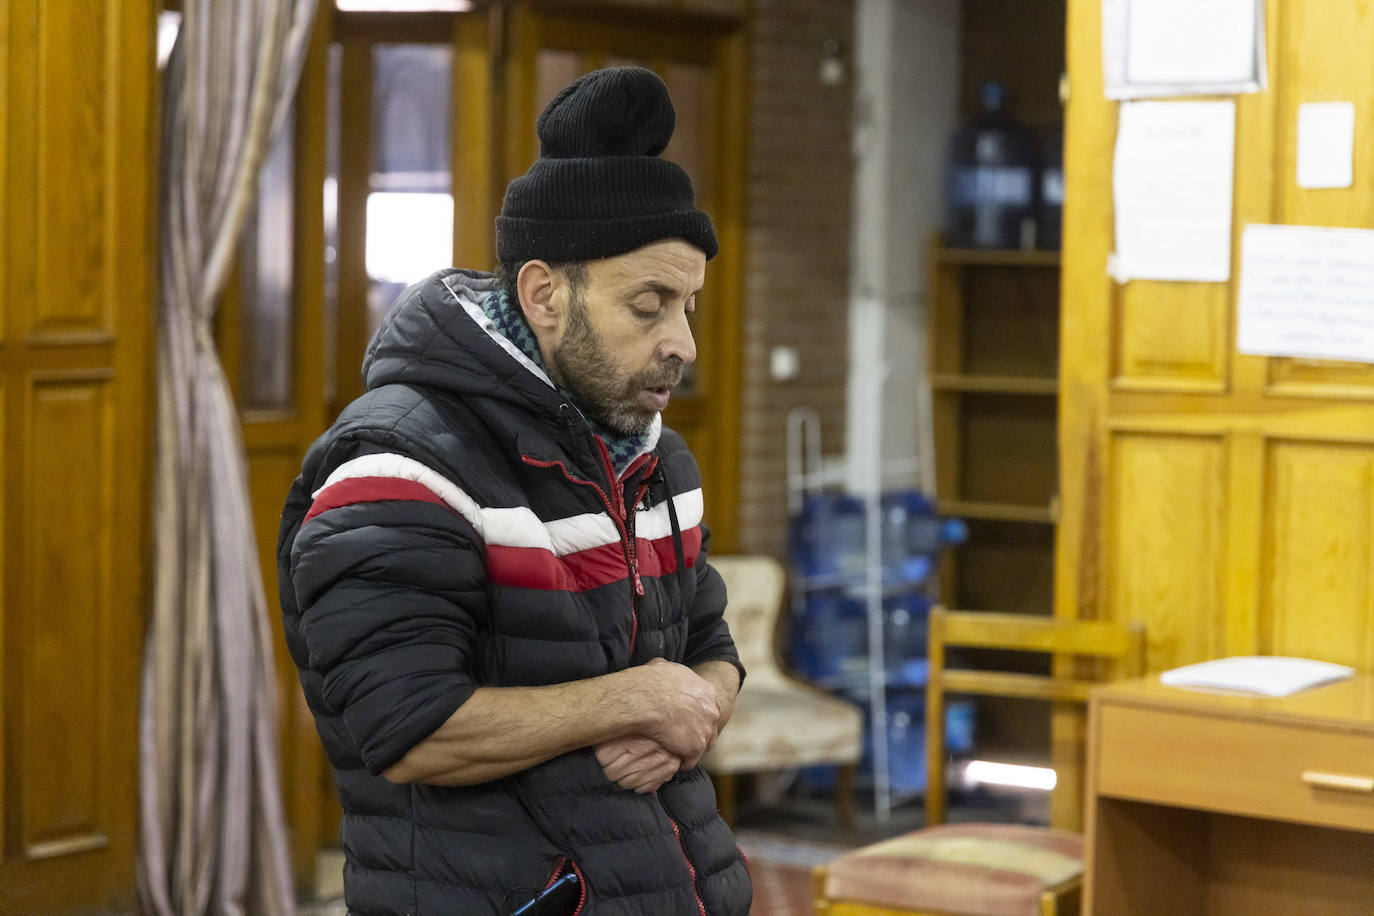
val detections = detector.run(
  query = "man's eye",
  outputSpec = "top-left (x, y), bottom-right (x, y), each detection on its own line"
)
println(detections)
top-left (633, 297), bottom-right (662, 315)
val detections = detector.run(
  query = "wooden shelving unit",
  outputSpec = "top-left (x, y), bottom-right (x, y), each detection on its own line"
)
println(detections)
top-left (935, 247), bottom-right (1061, 268)
top-left (935, 499), bottom-right (1057, 525)
top-left (927, 236), bottom-right (1060, 619)
top-left (930, 374), bottom-right (1059, 396)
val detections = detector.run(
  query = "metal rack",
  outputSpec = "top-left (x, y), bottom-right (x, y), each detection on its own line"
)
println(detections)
top-left (786, 405), bottom-right (922, 822)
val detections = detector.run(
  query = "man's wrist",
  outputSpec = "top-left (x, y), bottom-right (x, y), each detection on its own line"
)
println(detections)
top-left (613, 666), bottom-right (660, 735)
top-left (691, 660), bottom-right (740, 721)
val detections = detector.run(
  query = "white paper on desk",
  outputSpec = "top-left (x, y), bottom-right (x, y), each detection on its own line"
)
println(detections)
top-left (1238, 224), bottom-right (1374, 363)
top-left (1112, 101), bottom-right (1235, 283)
top-left (1297, 102), bottom-right (1355, 189)
top-left (1104, 0), bottom-right (1266, 99)
top-left (1160, 656), bottom-right (1354, 697)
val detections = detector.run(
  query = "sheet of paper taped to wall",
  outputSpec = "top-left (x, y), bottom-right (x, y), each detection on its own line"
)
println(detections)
top-left (1237, 224), bottom-right (1374, 364)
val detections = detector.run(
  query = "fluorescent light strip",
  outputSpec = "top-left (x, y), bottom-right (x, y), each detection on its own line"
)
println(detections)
top-left (962, 760), bottom-right (1057, 791)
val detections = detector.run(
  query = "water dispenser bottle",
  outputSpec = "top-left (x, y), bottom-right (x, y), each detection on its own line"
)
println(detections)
top-left (945, 82), bottom-right (1038, 250)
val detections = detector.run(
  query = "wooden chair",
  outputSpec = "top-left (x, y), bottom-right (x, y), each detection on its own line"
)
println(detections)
top-left (701, 555), bottom-right (864, 828)
top-left (814, 606), bottom-right (1146, 916)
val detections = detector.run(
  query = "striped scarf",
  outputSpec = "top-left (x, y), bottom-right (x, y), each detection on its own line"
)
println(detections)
top-left (483, 289), bottom-right (652, 476)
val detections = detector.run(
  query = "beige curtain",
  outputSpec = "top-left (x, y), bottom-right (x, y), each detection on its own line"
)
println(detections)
top-left (140, 2), bottom-right (317, 914)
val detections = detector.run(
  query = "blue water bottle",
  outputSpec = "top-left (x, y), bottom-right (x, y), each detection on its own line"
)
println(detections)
top-left (945, 82), bottom-right (1038, 250)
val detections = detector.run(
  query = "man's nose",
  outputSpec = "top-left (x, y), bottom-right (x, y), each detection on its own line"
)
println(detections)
top-left (659, 311), bottom-right (697, 365)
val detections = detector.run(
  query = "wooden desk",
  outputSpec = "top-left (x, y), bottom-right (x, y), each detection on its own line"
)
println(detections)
top-left (1084, 675), bottom-right (1374, 915)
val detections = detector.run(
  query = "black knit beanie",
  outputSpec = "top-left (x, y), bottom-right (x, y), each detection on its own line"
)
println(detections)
top-left (496, 66), bottom-right (718, 264)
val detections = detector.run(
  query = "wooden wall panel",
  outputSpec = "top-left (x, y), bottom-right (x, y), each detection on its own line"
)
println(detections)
top-left (1260, 0), bottom-right (1374, 396)
top-left (0, 0), bottom-right (153, 909)
top-left (0, 0), bottom-right (8, 348)
top-left (1115, 282), bottom-right (1228, 391)
top-left (20, 375), bottom-right (113, 857)
top-left (1107, 433), bottom-right (1227, 669)
top-left (1261, 441), bottom-right (1374, 665)
top-left (0, 378), bottom-right (5, 857)
top-left (1274, 0), bottom-right (1374, 230)
top-left (17, 1), bottom-right (115, 344)
top-left (1267, 357), bottom-right (1374, 398)
top-left (1065, 0), bottom-right (1374, 670)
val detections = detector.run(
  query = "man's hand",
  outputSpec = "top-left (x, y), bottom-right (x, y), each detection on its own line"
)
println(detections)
top-left (692, 660), bottom-right (741, 733)
top-left (635, 658), bottom-right (721, 769)
top-left (595, 736), bottom-right (682, 793)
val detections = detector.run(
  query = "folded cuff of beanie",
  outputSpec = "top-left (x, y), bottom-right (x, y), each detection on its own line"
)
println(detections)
top-left (496, 210), bottom-right (719, 264)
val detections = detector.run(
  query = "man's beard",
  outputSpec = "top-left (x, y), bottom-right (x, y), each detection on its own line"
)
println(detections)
top-left (550, 293), bottom-right (683, 435)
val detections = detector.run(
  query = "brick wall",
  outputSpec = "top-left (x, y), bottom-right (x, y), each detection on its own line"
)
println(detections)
top-left (736, 0), bottom-right (854, 556)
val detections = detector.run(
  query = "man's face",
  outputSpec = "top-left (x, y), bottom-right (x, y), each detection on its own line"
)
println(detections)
top-left (548, 239), bottom-right (705, 435)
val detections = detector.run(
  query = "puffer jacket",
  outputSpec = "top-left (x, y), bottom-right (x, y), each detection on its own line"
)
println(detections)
top-left (276, 269), bottom-right (752, 916)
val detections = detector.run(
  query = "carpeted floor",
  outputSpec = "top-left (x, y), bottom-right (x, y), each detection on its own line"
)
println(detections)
top-left (736, 829), bottom-right (848, 915)
top-left (300, 830), bottom-right (848, 915)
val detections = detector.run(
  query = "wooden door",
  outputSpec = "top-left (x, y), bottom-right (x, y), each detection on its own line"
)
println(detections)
top-left (0, 0), bottom-right (156, 910)
top-left (1058, 0), bottom-right (1374, 821)
top-left (503, 4), bottom-right (747, 551)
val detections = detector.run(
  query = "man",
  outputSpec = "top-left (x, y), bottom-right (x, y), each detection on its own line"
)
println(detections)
top-left (277, 67), bottom-right (752, 915)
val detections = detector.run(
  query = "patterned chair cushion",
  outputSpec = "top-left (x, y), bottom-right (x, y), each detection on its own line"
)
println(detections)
top-left (702, 685), bottom-right (863, 773)
top-left (822, 823), bottom-right (1084, 916)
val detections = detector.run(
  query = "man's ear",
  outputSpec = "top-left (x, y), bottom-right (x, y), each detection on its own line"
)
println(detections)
top-left (516, 260), bottom-right (562, 332)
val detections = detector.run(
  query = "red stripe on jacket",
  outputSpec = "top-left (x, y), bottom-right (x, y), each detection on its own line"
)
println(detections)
top-left (304, 477), bottom-right (703, 592)
top-left (304, 477), bottom-right (449, 523)
top-left (486, 525), bottom-right (704, 591)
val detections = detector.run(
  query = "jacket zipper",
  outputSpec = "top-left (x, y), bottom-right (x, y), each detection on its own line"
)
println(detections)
top-left (594, 438), bottom-right (646, 598)
top-left (540, 856), bottom-right (588, 916)
top-left (619, 453), bottom-right (658, 595)
top-left (657, 791), bottom-right (708, 916)
top-left (520, 449), bottom-right (656, 656)
top-left (627, 465), bottom-right (658, 632)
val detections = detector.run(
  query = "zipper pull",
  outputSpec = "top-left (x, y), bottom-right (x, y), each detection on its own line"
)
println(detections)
top-left (631, 560), bottom-right (645, 596)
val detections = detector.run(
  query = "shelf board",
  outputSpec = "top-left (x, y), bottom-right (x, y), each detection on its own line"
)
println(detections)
top-left (937, 500), bottom-right (1057, 524)
top-left (935, 247), bottom-right (1062, 268)
top-left (931, 374), bottom-right (1059, 395)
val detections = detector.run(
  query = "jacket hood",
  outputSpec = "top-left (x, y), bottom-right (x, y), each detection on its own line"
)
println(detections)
top-left (361, 269), bottom-right (563, 421)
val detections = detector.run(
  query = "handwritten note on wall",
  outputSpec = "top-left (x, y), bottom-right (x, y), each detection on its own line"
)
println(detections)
top-left (1237, 224), bottom-right (1374, 363)
top-left (1113, 101), bottom-right (1235, 283)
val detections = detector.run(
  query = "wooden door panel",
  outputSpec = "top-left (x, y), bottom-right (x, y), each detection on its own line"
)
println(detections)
top-left (1267, 357), bottom-right (1374, 397)
top-left (1115, 282), bottom-right (1229, 391)
top-left (0, 380), bottom-right (5, 860)
top-left (1262, 441), bottom-right (1374, 664)
top-left (17, 0), bottom-right (116, 345)
top-left (1106, 433), bottom-right (1227, 669)
top-left (0, 0), bottom-right (152, 909)
top-left (1275, 0), bottom-right (1374, 230)
top-left (20, 375), bottom-right (115, 859)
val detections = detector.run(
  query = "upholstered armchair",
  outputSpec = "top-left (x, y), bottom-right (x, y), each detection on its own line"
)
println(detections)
top-left (702, 555), bottom-right (864, 827)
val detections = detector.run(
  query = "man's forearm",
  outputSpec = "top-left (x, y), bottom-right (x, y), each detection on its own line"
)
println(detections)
top-left (384, 658), bottom-right (724, 787)
top-left (383, 669), bottom-right (649, 786)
